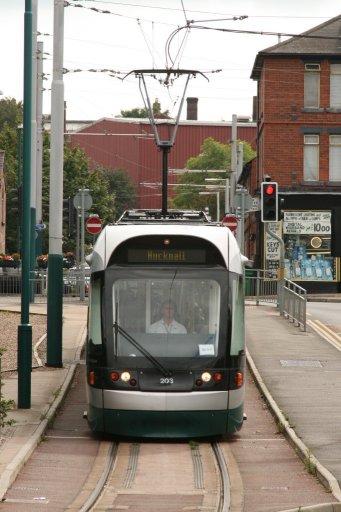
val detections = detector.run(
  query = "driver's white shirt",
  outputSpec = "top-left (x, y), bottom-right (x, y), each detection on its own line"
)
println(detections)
top-left (148, 319), bottom-right (187, 334)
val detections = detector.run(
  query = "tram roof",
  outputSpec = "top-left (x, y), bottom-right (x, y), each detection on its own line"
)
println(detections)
top-left (89, 212), bottom-right (244, 273)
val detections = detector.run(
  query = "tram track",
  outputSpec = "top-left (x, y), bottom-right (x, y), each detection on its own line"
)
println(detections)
top-left (82, 439), bottom-right (231, 512)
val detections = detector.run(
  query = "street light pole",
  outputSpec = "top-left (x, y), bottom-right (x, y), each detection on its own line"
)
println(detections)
top-left (47, 0), bottom-right (64, 367)
top-left (18, 0), bottom-right (33, 409)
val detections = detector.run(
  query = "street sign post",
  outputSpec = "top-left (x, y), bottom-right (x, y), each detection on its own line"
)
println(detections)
top-left (222, 215), bottom-right (238, 231)
top-left (86, 216), bottom-right (102, 234)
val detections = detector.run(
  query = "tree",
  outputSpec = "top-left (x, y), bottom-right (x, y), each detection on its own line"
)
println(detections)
top-left (0, 99), bottom-right (23, 253)
top-left (120, 98), bottom-right (169, 119)
top-left (42, 145), bottom-right (116, 253)
top-left (170, 137), bottom-right (256, 218)
top-left (98, 167), bottom-right (137, 219)
top-left (0, 98), bottom-right (22, 131)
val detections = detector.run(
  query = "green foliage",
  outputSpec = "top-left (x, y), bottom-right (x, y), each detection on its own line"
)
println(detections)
top-left (0, 348), bottom-right (15, 428)
top-left (170, 137), bottom-right (256, 218)
top-left (120, 107), bottom-right (148, 118)
top-left (0, 99), bottom-right (24, 253)
top-left (0, 97), bottom-right (137, 254)
top-left (42, 144), bottom-right (116, 253)
top-left (120, 99), bottom-right (169, 119)
top-left (97, 167), bottom-right (137, 219)
top-left (0, 98), bottom-right (22, 130)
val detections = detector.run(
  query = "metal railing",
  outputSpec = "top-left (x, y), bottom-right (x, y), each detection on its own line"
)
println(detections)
top-left (0, 268), bottom-right (89, 304)
top-left (244, 269), bottom-right (278, 305)
top-left (283, 279), bottom-right (307, 331)
top-left (245, 269), bottom-right (307, 331)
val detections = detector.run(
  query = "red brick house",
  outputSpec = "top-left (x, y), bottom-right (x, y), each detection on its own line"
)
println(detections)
top-left (249, 14), bottom-right (341, 292)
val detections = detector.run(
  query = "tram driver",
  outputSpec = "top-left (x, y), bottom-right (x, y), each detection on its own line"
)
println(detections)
top-left (148, 300), bottom-right (187, 334)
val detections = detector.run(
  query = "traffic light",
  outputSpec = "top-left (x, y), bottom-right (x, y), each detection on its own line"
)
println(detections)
top-left (261, 181), bottom-right (278, 222)
top-left (9, 186), bottom-right (23, 220)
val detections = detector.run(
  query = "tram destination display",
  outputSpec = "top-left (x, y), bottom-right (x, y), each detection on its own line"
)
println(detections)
top-left (127, 248), bottom-right (206, 263)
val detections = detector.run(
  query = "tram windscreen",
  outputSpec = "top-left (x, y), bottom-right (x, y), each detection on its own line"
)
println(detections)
top-left (104, 268), bottom-right (232, 369)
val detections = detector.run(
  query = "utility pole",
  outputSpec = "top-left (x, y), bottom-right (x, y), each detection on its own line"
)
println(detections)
top-left (30, 0), bottom-right (37, 295)
top-left (35, 40), bottom-right (44, 256)
top-left (47, 0), bottom-right (64, 367)
top-left (230, 114), bottom-right (237, 211)
top-left (18, 0), bottom-right (33, 408)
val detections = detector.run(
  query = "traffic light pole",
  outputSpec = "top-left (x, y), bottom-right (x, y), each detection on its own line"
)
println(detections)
top-left (265, 223), bottom-right (285, 315)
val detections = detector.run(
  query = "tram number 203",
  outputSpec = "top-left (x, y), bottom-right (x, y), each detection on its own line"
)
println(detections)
top-left (160, 377), bottom-right (174, 385)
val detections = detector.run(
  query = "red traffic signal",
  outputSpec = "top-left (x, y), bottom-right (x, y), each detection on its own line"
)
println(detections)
top-left (261, 181), bottom-right (278, 222)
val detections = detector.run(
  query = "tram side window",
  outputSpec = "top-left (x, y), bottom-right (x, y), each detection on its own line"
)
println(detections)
top-left (230, 275), bottom-right (245, 356)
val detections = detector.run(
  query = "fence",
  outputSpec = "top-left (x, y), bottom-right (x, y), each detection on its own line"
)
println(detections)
top-left (244, 268), bottom-right (278, 305)
top-left (245, 268), bottom-right (307, 331)
top-left (0, 268), bottom-right (89, 304)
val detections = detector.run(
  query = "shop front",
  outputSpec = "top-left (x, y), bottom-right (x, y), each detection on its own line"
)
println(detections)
top-left (264, 209), bottom-right (339, 293)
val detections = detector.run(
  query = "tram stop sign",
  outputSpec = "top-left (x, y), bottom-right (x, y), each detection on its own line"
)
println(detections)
top-left (222, 215), bottom-right (238, 231)
top-left (86, 216), bottom-right (102, 234)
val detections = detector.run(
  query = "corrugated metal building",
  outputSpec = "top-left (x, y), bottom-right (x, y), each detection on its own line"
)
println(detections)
top-left (68, 116), bottom-right (257, 209)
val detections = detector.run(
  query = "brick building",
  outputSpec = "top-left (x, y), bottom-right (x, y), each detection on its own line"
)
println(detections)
top-left (68, 109), bottom-right (256, 211)
top-left (249, 14), bottom-right (341, 293)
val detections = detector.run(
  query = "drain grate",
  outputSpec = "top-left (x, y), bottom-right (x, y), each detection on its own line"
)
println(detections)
top-left (280, 359), bottom-right (323, 368)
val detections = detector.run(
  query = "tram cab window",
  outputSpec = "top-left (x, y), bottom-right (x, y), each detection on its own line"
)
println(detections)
top-left (87, 276), bottom-right (103, 363)
top-left (112, 275), bottom-right (221, 359)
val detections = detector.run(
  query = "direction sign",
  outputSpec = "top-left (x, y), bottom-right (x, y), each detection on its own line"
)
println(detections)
top-left (222, 215), bottom-right (238, 231)
top-left (86, 216), bottom-right (102, 234)
top-left (73, 190), bottom-right (93, 211)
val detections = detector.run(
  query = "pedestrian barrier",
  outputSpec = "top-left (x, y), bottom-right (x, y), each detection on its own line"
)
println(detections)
top-left (0, 268), bottom-right (89, 304)
top-left (245, 268), bottom-right (307, 331)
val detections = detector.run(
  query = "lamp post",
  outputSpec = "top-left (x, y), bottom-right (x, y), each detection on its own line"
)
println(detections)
top-left (18, 0), bottom-right (33, 408)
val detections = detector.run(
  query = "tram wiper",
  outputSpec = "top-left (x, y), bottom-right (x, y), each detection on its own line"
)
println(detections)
top-left (113, 321), bottom-right (171, 378)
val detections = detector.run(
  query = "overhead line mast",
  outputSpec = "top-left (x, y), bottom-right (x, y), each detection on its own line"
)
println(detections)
top-left (123, 69), bottom-right (208, 216)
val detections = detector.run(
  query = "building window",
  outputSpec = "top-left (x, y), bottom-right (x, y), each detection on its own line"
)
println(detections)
top-left (330, 64), bottom-right (341, 108)
top-left (304, 134), bottom-right (319, 181)
top-left (329, 135), bottom-right (341, 180)
top-left (304, 63), bottom-right (320, 108)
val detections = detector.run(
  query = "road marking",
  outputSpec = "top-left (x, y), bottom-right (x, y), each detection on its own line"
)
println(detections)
top-left (307, 319), bottom-right (341, 352)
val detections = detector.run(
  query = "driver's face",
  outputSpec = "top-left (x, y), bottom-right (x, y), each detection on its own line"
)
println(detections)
top-left (162, 304), bottom-right (174, 322)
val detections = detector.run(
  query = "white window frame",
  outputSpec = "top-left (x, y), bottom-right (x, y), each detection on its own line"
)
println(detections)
top-left (330, 64), bottom-right (341, 108)
top-left (304, 135), bottom-right (319, 181)
top-left (304, 63), bottom-right (320, 108)
top-left (329, 135), bottom-right (341, 181)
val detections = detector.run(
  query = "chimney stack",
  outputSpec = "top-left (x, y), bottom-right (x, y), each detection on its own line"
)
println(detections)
top-left (186, 97), bottom-right (198, 120)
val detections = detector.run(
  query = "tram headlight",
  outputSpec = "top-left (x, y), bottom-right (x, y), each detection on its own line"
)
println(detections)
top-left (121, 371), bottom-right (131, 382)
top-left (201, 371), bottom-right (212, 383)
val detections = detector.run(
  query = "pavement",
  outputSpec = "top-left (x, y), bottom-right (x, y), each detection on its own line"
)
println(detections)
top-left (0, 297), bottom-right (341, 511)
top-left (0, 300), bottom-right (88, 502)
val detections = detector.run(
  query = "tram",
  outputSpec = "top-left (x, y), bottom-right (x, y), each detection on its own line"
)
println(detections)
top-left (85, 209), bottom-right (246, 438)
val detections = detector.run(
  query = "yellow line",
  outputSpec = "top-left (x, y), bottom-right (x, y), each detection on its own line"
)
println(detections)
top-left (313, 319), bottom-right (341, 342)
top-left (307, 319), bottom-right (341, 352)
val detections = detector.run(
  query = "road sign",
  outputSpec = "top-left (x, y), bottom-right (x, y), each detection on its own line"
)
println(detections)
top-left (73, 190), bottom-right (93, 211)
top-left (86, 216), bottom-right (102, 234)
top-left (222, 215), bottom-right (238, 231)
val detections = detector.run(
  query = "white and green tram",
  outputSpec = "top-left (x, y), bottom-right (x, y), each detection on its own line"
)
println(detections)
top-left (86, 210), bottom-right (246, 438)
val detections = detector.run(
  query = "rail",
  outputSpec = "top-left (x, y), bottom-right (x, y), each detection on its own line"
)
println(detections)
top-left (245, 269), bottom-right (307, 331)
top-left (0, 268), bottom-right (89, 304)
top-left (283, 278), bottom-right (307, 331)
